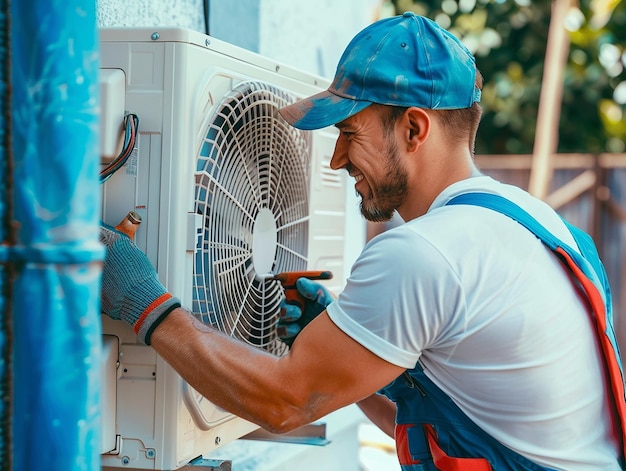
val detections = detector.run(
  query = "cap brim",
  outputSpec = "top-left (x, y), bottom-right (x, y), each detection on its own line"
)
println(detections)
top-left (279, 90), bottom-right (372, 130)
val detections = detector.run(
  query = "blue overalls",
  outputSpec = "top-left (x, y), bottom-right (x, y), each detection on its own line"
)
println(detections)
top-left (379, 193), bottom-right (626, 470)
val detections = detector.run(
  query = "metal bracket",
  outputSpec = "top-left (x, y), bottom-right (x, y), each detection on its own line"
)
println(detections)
top-left (242, 422), bottom-right (330, 446)
top-left (180, 456), bottom-right (232, 470)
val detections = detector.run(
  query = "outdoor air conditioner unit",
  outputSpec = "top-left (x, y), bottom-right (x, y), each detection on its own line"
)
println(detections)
top-left (98, 27), bottom-right (359, 471)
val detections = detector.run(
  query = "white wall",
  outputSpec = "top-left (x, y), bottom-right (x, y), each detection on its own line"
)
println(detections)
top-left (97, 0), bottom-right (384, 80)
top-left (96, 0), bottom-right (205, 32)
top-left (258, 0), bottom-right (382, 79)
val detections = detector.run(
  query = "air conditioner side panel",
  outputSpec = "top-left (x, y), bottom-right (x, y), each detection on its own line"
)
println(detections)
top-left (100, 39), bottom-right (263, 470)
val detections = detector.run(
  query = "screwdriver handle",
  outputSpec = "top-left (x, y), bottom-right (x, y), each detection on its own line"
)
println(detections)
top-left (115, 210), bottom-right (142, 241)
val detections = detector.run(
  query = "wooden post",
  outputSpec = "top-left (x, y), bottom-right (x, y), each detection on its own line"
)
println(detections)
top-left (528, 0), bottom-right (573, 199)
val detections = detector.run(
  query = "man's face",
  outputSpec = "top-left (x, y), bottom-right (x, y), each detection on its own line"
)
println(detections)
top-left (331, 106), bottom-right (408, 222)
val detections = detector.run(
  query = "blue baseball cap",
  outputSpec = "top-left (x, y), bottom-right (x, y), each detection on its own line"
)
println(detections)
top-left (280, 12), bottom-right (481, 130)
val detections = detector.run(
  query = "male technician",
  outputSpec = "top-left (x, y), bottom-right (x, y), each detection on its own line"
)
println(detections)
top-left (100, 12), bottom-right (623, 469)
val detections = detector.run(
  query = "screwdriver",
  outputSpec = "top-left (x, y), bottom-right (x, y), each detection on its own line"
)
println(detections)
top-left (272, 270), bottom-right (333, 312)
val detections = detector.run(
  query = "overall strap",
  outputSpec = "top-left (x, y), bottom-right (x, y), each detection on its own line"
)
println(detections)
top-left (446, 192), bottom-right (626, 463)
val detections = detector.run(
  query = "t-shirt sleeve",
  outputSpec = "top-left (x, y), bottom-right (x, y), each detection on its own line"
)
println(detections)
top-left (326, 226), bottom-right (466, 369)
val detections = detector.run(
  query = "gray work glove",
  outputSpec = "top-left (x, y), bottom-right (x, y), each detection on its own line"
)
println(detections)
top-left (99, 224), bottom-right (181, 345)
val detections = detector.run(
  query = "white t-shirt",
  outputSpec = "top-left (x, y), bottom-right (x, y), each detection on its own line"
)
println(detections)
top-left (327, 176), bottom-right (620, 470)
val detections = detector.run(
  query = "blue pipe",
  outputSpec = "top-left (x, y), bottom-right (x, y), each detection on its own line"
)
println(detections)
top-left (0, 0), bottom-right (12, 467)
top-left (8, 1), bottom-right (103, 470)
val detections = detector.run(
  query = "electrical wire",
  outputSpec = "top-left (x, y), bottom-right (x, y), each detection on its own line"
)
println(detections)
top-left (100, 113), bottom-right (139, 183)
top-left (203, 0), bottom-right (210, 35)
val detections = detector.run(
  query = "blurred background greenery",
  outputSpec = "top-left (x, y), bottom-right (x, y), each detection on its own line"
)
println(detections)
top-left (384, 0), bottom-right (626, 155)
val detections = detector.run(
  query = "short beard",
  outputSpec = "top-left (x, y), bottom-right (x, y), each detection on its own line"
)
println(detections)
top-left (360, 138), bottom-right (408, 222)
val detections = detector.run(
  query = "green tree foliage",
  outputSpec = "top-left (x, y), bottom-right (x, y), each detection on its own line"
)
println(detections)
top-left (386, 0), bottom-right (626, 155)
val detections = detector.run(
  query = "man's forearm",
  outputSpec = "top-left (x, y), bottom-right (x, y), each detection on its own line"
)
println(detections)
top-left (357, 393), bottom-right (396, 438)
top-left (149, 307), bottom-right (316, 433)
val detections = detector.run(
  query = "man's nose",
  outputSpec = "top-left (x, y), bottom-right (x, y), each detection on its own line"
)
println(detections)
top-left (329, 136), bottom-right (348, 170)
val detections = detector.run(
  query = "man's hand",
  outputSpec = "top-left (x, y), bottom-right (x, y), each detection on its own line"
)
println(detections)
top-left (100, 224), bottom-right (181, 345)
top-left (277, 277), bottom-right (334, 347)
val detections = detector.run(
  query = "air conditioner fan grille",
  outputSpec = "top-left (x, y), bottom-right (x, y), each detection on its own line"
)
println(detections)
top-left (193, 81), bottom-right (311, 355)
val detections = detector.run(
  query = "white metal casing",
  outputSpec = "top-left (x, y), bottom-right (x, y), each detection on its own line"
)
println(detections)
top-left (99, 27), bottom-right (360, 470)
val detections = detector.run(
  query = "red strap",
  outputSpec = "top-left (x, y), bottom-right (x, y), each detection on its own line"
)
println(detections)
top-left (396, 423), bottom-right (492, 469)
top-left (395, 423), bottom-right (420, 465)
top-left (556, 247), bottom-right (626, 458)
top-left (424, 425), bottom-right (492, 471)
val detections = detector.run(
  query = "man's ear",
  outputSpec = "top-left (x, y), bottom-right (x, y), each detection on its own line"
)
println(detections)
top-left (402, 107), bottom-right (430, 152)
